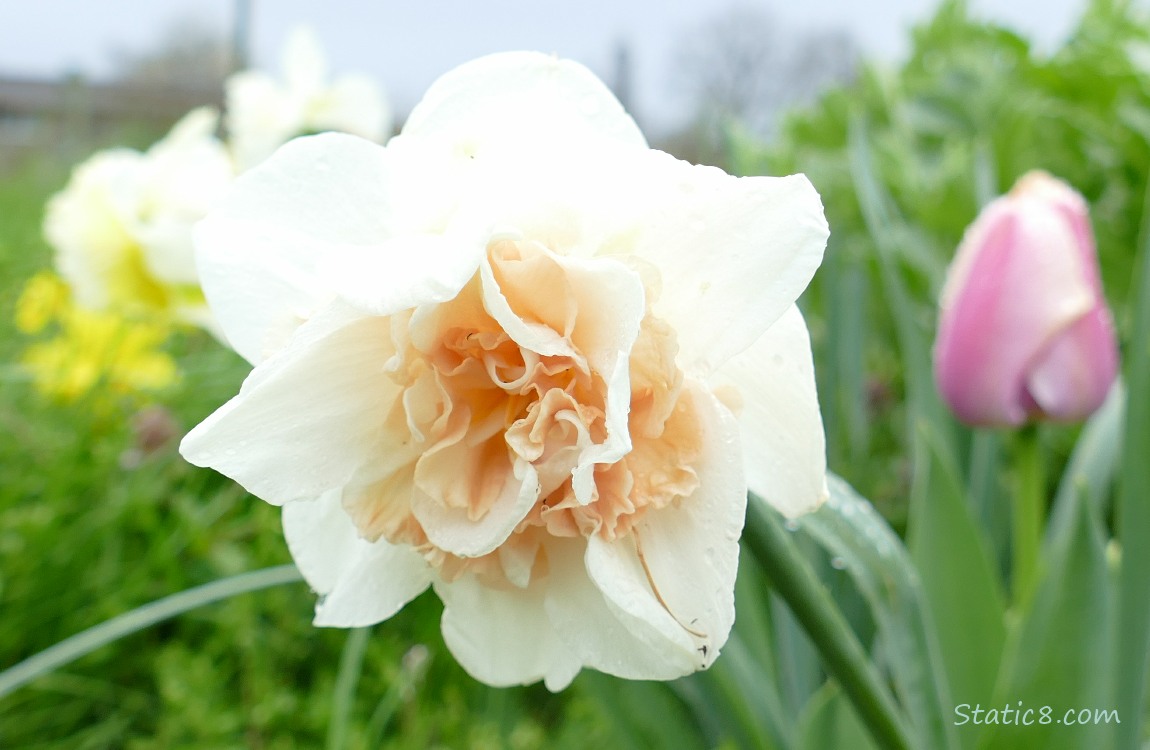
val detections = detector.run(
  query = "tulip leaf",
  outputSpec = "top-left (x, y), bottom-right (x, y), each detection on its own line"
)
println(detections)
top-left (1047, 380), bottom-right (1125, 544)
top-left (800, 474), bottom-right (960, 750)
top-left (976, 489), bottom-right (1113, 750)
top-left (905, 421), bottom-right (1007, 738)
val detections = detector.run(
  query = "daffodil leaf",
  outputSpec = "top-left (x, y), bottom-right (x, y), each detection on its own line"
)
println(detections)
top-left (575, 672), bottom-right (706, 750)
top-left (796, 682), bottom-right (880, 750)
top-left (905, 420), bottom-right (1007, 741)
top-left (800, 474), bottom-right (960, 750)
top-left (1047, 380), bottom-right (1124, 544)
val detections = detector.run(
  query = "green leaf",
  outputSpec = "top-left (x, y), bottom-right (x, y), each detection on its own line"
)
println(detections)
top-left (0, 564), bottom-right (304, 700)
top-left (796, 683), bottom-right (880, 750)
top-left (576, 673), bottom-right (707, 750)
top-left (906, 421), bottom-right (1007, 734)
top-left (801, 474), bottom-right (960, 750)
top-left (1048, 380), bottom-right (1125, 544)
top-left (849, 114), bottom-right (1006, 743)
top-left (1114, 170), bottom-right (1150, 750)
top-left (744, 496), bottom-right (915, 750)
top-left (977, 490), bottom-right (1113, 750)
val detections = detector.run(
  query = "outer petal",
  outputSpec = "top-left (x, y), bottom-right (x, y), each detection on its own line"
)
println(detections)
top-left (631, 381), bottom-right (746, 667)
top-left (195, 133), bottom-right (476, 363)
top-left (621, 152), bottom-right (829, 376)
top-left (402, 51), bottom-right (646, 153)
top-left (1025, 304), bottom-right (1120, 420)
top-left (283, 490), bottom-right (432, 627)
top-left (180, 306), bottom-right (398, 505)
top-left (934, 199), bottom-right (1094, 425)
top-left (195, 133), bottom-right (391, 360)
top-left (709, 304), bottom-right (827, 517)
top-left (436, 565), bottom-right (583, 691)
top-left (558, 535), bottom-right (700, 679)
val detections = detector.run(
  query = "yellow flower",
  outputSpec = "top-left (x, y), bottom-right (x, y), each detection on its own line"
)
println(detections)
top-left (15, 272), bottom-right (69, 334)
top-left (18, 274), bottom-right (179, 403)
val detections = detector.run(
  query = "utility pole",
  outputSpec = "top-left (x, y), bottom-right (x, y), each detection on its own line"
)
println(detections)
top-left (232, 0), bottom-right (252, 73)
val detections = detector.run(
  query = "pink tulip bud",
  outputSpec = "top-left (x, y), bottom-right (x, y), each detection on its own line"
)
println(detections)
top-left (933, 171), bottom-right (1119, 427)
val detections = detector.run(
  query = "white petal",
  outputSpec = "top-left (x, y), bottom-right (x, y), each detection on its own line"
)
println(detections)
top-left (194, 133), bottom-right (395, 362)
top-left (436, 566), bottom-right (582, 691)
top-left (412, 462), bottom-right (540, 558)
top-left (404, 51), bottom-right (646, 153)
top-left (632, 382), bottom-right (745, 668)
top-left (709, 304), bottom-right (827, 517)
top-left (179, 306), bottom-right (398, 505)
top-left (282, 490), bottom-right (433, 628)
top-left (282, 489), bottom-right (359, 594)
top-left (329, 233), bottom-right (485, 317)
top-left (625, 153), bottom-right (829, 376)
top-left (546, 536), bottom-right (700, 679)
top-left (313, 540), bottom-right (432, 628)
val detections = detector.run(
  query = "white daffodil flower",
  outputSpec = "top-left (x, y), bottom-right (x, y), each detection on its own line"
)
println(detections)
top-left (226, 27), bottom-right (392, 170)
top-left (45, 107), bottom-right (234, 333)
top-left (182, 52), bottom-right (828, 690)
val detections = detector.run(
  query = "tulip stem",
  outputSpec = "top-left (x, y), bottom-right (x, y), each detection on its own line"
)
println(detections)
top-left (744, 497), bottom-right (915, 750)
top-left (1012, 425), bottom-right (1045, 604)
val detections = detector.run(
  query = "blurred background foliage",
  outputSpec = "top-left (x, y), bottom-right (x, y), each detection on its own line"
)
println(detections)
top-left (734, 0), bottom-right (1150, 522)
top-left (2, 0), bottom-right (1148, 747)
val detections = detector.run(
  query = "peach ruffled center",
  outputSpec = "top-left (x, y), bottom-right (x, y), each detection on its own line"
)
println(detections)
top-left (343, 239), bottom-right (703, 586)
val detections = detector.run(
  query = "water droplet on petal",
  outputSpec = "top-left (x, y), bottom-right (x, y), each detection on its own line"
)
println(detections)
top-left (784, 519), bottom-right (801, 532)
top-left (830, 556), bottom-right (847, 570)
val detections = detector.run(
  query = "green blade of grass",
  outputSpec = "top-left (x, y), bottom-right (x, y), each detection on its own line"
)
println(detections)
top-left (326, 626), bottom-right (372, 750)
top-left (0, 564), bottom-right (304, 700)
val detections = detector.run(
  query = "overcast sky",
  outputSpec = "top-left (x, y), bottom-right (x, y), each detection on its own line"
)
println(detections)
top-left (0, 0), bottom-right (1094, 132)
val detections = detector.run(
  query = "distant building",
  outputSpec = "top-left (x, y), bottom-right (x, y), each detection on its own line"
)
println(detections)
top-left (0, 74), bottom-right (220, 168)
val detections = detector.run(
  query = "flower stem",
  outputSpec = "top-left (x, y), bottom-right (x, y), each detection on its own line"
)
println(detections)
top-left (1012, 425), bottom-right (1044, 604)
top-left (743, 497), bottom-right (915, 750)
top-left (0, 564), bottom-right (304, 700)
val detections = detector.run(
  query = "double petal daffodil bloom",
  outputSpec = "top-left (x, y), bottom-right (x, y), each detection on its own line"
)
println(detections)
top-left (44, 107), bottom-right (234, 333)
top-left (226, 27), bottom-right (393, 170)
top-left (182, 52), bottom-right (829, 689)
